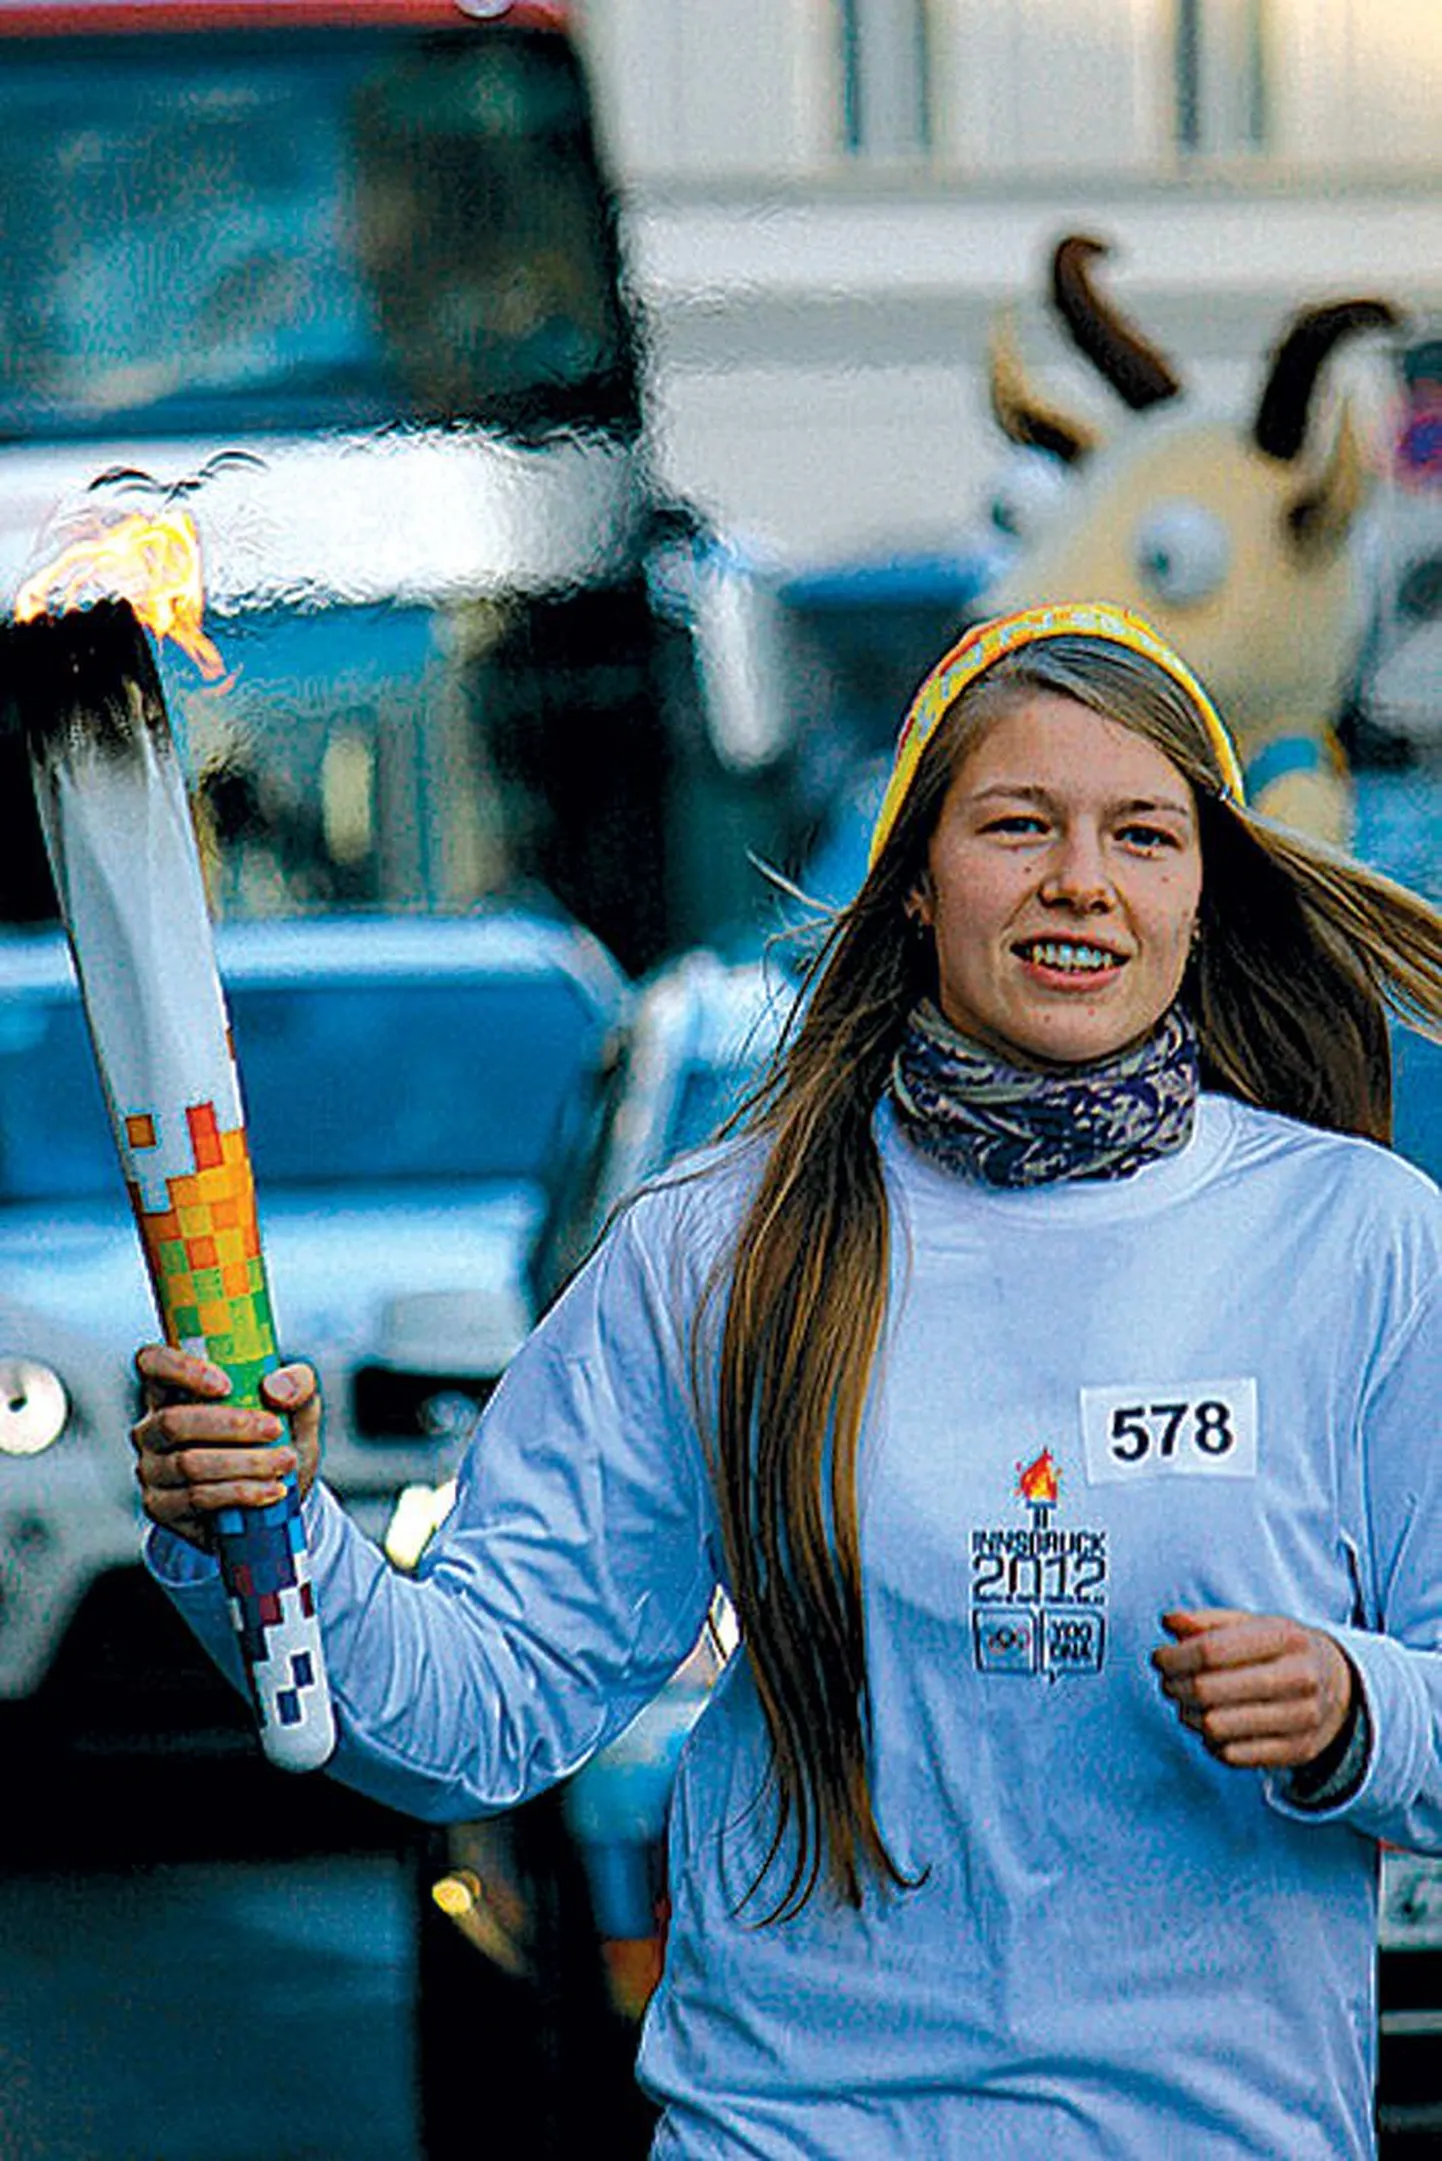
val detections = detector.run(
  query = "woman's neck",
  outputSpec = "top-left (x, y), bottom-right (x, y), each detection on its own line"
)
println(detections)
top-left (889, 1000), bottom-right (1200, 1189)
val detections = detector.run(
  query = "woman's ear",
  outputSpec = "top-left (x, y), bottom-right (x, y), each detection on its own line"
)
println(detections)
top-left (906, 874), bottom-right (934, 930)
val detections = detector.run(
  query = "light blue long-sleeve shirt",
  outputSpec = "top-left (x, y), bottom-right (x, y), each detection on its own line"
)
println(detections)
top-left (150, 1094), bottom-right (1442, 2157)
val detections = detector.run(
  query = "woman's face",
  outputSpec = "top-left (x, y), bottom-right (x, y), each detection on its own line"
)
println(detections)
top-left (916, 691), bottom-right (1203, 1067)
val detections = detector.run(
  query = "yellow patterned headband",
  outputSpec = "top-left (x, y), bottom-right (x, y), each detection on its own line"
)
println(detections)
top-left (868, 601), bottom-right (1246, 868)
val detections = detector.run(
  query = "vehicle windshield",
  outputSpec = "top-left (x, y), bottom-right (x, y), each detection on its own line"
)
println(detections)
top-left (0, 972), bottom-right (607, 1202)
top-left (667, 1060), bottom-right (756, 1164)
top-left (0, 26), bottom-right (634, 438)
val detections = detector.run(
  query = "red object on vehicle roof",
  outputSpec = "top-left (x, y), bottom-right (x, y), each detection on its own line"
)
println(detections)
top-left (0, 0), bottom-right (568, 35)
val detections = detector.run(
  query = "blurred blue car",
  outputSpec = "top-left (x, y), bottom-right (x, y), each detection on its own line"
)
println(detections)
top-left (531, 944), bottom-right (797, 1300)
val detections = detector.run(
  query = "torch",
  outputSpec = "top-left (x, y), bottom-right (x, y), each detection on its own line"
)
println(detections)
top-left (2, 514), bottom-right (336, 1772)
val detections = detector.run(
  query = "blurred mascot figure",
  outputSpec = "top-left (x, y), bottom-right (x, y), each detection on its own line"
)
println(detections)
top-left (986, 233), bottom-right (1400, 844)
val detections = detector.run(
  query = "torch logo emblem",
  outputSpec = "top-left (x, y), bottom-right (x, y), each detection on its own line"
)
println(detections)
top-left (970, 1445), bottom-right (1107, 1680)
top-left (1016, 1447), bottom-right (1060, 1525)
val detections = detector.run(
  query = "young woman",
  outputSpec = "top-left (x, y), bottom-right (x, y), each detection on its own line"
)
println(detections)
top-left (134, 602), bottom-right (1442, 2158)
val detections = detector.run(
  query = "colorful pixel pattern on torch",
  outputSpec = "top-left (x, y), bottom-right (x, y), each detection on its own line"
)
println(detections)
top-left (123, 1091), bottom-right (325, 1743)
top-left (127, 1100), bottom-right (276, 1394)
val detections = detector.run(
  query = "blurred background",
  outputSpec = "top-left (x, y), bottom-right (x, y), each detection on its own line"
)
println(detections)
top-left (588, 0), bottom-right (1440, 557)
top-left (0, 2), bottom-right (1438, 2155)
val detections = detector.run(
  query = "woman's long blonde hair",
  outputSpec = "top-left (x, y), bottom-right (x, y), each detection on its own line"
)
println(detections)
top-left (704, 635), bottom-right (1442, 1921)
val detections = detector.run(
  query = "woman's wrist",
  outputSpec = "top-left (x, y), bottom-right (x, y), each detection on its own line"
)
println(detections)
top-left (1286, 1658), bottom-right (1370, 1809)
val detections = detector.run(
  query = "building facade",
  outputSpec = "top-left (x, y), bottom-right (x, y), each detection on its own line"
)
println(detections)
top-left (578, 0), bottom-right (1442, 563)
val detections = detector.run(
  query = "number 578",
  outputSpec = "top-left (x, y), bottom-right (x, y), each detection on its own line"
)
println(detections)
top-left (1110, 1399), bottom-right (1236, 1463)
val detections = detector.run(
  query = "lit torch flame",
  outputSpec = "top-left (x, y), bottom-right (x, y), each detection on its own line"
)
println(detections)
top-left (1017, 1449), bottom-right (1060, 1508)
top-left (14, 508), bottom-right (228, 683)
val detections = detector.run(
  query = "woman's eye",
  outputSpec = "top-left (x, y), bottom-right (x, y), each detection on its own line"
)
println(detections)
top-left (1118, 823), bottom-right (1179, 851)
top-left (981, 813), bottom-right (1047, 836)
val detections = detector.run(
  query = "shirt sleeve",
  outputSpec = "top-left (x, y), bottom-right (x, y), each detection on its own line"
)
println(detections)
top-left (146, 1190), bottom-right (725, 1823)
top-left (1267, 1271), bottom-right (1442, 1848)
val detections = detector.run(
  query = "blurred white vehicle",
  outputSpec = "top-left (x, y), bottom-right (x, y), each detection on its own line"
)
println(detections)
top-left (0, 906), bottom-right (625, 1746)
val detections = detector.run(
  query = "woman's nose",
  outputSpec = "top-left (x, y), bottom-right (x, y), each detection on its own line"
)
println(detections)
top-left (1040, 831), bottom-right (1114, 911)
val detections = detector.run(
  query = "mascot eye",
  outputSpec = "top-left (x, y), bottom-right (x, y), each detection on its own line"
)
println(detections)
top-left (1132, 501), bottom-right (1231, 604)
top-left (986, 448), bottom-right (1071, 542)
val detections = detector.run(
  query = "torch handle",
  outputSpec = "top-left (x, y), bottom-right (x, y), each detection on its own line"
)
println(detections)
top-left (215, 1520), bottom-right (334, 1773)
top-left (133, 1108), bottom-right (337, 1773)
top-left (210, 1441), bottom-right (337, 1775)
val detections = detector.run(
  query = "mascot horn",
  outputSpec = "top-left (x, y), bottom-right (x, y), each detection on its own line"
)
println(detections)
top-left (986, 232), bottom-right (1400, 843)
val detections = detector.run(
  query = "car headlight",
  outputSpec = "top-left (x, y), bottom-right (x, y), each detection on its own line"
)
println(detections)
top-left (0, 1358), bottom-right (70, 1456)
top-left (384, 1478), bottom-right (458, 1573)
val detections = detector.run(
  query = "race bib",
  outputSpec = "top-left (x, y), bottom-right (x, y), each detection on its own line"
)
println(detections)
top-left (1080, 1378), bottom-right (1258, 1485)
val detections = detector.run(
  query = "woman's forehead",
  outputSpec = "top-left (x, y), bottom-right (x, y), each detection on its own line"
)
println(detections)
top-left (949, 689), bottom-right (1195, 799)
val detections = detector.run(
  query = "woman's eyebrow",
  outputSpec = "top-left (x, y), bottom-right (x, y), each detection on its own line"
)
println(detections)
top-left (965, 781), bottom-right (1194, 820)
top-left (964, 782), bottom-right (1055, 806)
top-left (1113, 794), bottom-right (1196, 822)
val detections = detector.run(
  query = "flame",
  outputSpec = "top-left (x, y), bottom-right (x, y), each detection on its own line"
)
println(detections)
top-left (14, 508), bottom-right (227, 682)
top-left (1017, 1449), bottom-right (1059, 1507)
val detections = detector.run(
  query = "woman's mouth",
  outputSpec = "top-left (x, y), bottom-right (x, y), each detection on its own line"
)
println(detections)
top-left (1014, 938), bottom-right (1126, 980)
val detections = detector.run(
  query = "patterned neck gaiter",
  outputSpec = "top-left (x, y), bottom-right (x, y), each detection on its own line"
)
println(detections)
top-left (890, 1000), bottom-right (1200, 1190)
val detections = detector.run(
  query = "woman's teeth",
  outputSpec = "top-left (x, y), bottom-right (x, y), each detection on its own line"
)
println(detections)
top-left (1022, 940), bottom-right (1118, 973)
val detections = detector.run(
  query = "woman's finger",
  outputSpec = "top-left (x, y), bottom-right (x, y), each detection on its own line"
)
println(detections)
top-left (1153, 1612), bottom-right (1299, 1678)
top-left (169, 1468), bottom-right (293, 1513)
top-left (1186, 1697), bottom-right (1320, 1746)
top-left (134, 1343), bottom-right (231, 1408)
top-left (134, 1438), bottom-right (298, 1548)
top-left (142, 1441), bottom-right (297, 1491)
top-left (1211, 1734), bottom-right (1325, 1771)
top-left (134, 1403), bottom-right (285, 1455)
top-left (259, 1364), bottom-right (323, 1490)
top-left (144, 1468), bottom-right (293, 1518)
top-left (1159, 1650), bottom-right (1321, 1711)
top-left (261, 1362), bottom-right (316, 1410)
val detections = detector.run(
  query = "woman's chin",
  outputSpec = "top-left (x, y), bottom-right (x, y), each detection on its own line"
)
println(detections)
top-left (979, 1008), bottom-right (1158, 1069)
